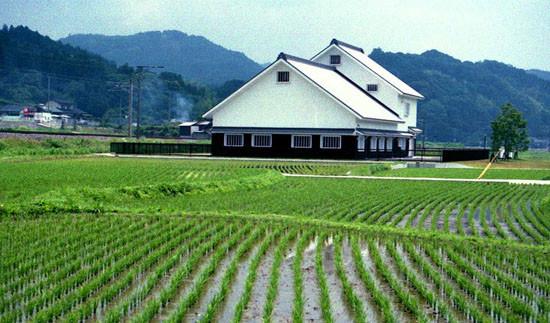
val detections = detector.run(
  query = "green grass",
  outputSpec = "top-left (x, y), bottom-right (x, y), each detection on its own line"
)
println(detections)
top-left (0, 154), bottom-right (549, 322)
top-left (376, 167), bottom-right (550, 180)
top-left (1, 157), bottom-right (548, 246)
top-left (0, 137), bottom-right (109, 158)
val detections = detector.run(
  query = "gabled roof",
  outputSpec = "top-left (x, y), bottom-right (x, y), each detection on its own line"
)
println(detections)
top-left (314, 39), bottom-right (424, 99)
top-left (203, 53), bottom-right (403, 124)
top-left (282, 54), bottom-right (402, 123)
top-left (0, 105), bottom-right (22, 113)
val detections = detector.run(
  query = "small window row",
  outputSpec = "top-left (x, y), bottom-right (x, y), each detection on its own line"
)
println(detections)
top-left (224, 134), bottom-right (342, 149)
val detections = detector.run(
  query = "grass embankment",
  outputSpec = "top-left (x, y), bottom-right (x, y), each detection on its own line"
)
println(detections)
top-left (462, 150), bottom-right (550, 169)
top-left (0, 137), bottom-right (109, 158)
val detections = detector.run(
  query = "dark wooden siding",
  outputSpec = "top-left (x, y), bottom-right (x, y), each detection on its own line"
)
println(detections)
top-left (212, 133), bottom-right (358, 159)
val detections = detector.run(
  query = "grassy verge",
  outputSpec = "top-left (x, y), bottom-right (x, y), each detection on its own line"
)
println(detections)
top-left (0, 137), bottom-right (109, 157)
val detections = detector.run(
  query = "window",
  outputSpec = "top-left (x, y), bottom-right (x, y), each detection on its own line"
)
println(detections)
top-left (330, 55), bottom-right (341, 65)
top-left (369, 136), bottom-right (378, 151)
top-left (367, 84), bottom-right (378, 92)
top-left (252, 134), bottom-right (272, 147)
top-left (277, 71), bottom-right (290, 83)
top-left (291, 135), bottom-right (312, 148)
top-left (224, 134), bottom-right (243, 147)
top-left (404, 103), bottom-right (411, 117)
top-left (320, 135), bottom-right (341, 149)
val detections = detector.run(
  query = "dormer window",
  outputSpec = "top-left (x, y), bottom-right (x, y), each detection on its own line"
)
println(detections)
top-left (277, 71), bottom-right (290, 83)
top-left (330, 55), bottom-right (341, 65)
top-left (367, 84), bottom-right (378, 92)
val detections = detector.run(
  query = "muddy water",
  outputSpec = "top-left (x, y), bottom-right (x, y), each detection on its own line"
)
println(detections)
top-left (359, 241), bottom-right (408, 323)
top-left (379, 244), bottom-right (434, 322)
top-left (154, 251), bottom-right (217, 322)
top-left (186, 249), bottom-right (238, 322)
top-left (241, 244), bottom-right (276, 321)
top-left (272, 240), bottom-right (296, 322)
top-left (422, 208), bottom-right (434, 230)
top-left (436, 210), bottom-right (446, 230)
top-left (322, 237), bottom-right (354, 323)
top-left (397, 209), bottom-right (415, 228)
top-left (484, 208), bottom-right (498, 236)
top-left (472, 207), bottom-right (484, 236)
top-left (302, 239), bottom-right (322, 322)
top-left (462, 209), bottom-right (472, 235)
top-left (217, 243), bottom-right (261, 322)
top-left (495, 206), bottom-right (519, 240)
top-left (447, 208), bottom-right (459, 233)
top-left (396, 244), bottom-right (468, 322)
top-left (341, 238), bottom-right (379, 322)
top-left (411, 209), bottom-right (425, 228)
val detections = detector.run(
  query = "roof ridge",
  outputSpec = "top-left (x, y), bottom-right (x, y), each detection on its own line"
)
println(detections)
top-left (331, 39), bottom-right (364, 53)
top-left (333, 69), bottom-right (401, 118)
top-left (278, 52), bottom-right (336, 71)
top-left (336, 46), bottom-right (424, 99)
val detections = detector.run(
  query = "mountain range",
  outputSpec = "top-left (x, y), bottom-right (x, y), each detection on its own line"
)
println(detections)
top-left (369, 49), bottom-right (550, 146)
top-left (61, 31), bottom-right (261, 85)
top-left (1, 25), bottom-right (549, 146)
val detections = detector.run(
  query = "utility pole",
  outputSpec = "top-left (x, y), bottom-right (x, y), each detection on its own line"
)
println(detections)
top-left (127, 79), bottom-right (133, 137)
top-left (47, 75), bottom-right (51, 107)
top-left (136, 73), bottom-right (142, 139)
top-left (134, 65), bottom-right (163, 139)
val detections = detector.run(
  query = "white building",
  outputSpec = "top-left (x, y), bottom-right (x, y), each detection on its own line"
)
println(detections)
top-left (203, 39), bottom-right (423, 159)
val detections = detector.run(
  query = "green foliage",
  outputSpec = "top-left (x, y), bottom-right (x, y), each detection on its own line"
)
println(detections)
top-left (491, 103), bottom-right (529, 156)
top-left (0, 137), bottom-right (109, 157)
top-left (0, 26), bottom-right (220, 127)
top-left (370, 49), bottom-right (550, 145)
top-left (60, 31), bottom-right (262, 85)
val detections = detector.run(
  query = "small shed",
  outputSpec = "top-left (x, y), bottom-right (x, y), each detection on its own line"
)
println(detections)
top-left (179, 120), bottom-right (212, 139)
top-left (179, 121), bottom-right (198, 137)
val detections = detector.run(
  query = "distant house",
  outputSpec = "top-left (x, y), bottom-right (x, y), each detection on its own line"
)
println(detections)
top-left (179, 120), bottom-right (211, 139)
top-left (0, 104), bottom-right (22, 117)
top-left (202, 39), bottom-right (424, 159)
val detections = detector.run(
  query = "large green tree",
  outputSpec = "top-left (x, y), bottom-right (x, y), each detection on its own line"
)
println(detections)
top-left (491, 103), bottom-right (529, 158)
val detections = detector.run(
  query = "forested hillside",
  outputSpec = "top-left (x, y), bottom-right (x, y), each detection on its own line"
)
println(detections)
top-left (61, 31), bottom-right (262, 85)
top-left (2, 25), bottom-right (549, 145)
top-left (370, 49), bottom-right (550, 146)
top-left (0, 26), bottom-right (225, 125)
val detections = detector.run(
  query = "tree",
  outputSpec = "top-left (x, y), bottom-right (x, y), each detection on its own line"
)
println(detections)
top-left (491, 103), bottom-right (529, 159)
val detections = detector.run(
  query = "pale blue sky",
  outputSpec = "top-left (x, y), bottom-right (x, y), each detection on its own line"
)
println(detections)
top-left (2, 0), bottom-right (549, 70)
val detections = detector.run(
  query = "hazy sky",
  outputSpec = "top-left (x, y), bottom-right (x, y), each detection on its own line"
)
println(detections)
top-left (1, 0), bottom-right (549, 70)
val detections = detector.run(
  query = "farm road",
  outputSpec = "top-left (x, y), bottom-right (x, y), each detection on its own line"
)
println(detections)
top-left (282, 173), bottom-right (550, 185)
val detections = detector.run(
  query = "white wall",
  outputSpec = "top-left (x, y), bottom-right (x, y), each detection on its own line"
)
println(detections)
top-left (211, 61), bottom-right (358, 129)
top-left (313, 46), bottom-right (418, 130)
top-left (357, 120), bottom-right (399, 131)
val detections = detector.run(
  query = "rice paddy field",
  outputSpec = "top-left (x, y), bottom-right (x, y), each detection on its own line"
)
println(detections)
top-left (1, 155), bottom-right (549, 322)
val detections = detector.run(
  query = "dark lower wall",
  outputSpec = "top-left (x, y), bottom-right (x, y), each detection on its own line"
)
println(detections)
top-left (212, 133), bottom-right (358, 159)
top-left (442, 149), bottom-right (489, 162)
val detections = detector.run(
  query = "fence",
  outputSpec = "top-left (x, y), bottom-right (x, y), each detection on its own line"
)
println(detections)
top-left (110, 142), bottom-right (211, 155)
top-left (414, 147), bottom-right (489, 162)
